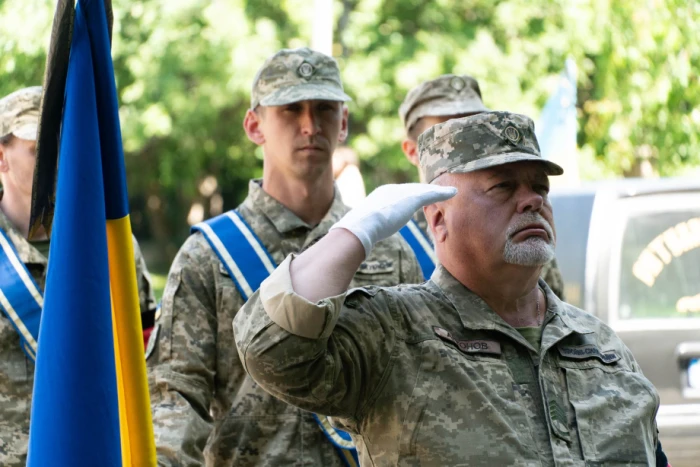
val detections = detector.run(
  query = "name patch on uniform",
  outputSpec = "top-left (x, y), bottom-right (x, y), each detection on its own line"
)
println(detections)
top-left (558, 345), bottom-right (619, 364)
top-left (358, 260), bottom-right (394, 274)
top-left (433, 327), bottom-right (502, 356)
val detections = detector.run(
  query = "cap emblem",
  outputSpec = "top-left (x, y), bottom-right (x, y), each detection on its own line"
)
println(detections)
top-left (504, 126), bottom-right (521, 144)
top-left (298, 62), bottom-right (315, 78)
top-left (450, 77), bottom-right (466, 91)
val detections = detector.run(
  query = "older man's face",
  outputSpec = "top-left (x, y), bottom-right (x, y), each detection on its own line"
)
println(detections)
top-left (439, 161), bottom-right (556, 269)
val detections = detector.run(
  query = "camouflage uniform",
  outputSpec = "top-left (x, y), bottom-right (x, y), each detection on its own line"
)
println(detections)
top-left (234, 112), bottom-right (659, 466)
top-left (0, 87), bottom-right (156, 467)
top-left (147, 48), bottom-right (422, 467)
top-left (148, 181), bottom-right (422, 466)
top-left (400, 75), bottom-right (566, 299)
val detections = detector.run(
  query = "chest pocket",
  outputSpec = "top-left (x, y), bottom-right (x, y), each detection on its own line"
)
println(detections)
top-left (558, 347), bottom-right (659, 465)
top-left (395, 336), bottom-right (539, 466)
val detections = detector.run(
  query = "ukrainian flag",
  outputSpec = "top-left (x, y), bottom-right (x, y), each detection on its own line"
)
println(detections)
top-left (27, 0), bottom-right (156, 465)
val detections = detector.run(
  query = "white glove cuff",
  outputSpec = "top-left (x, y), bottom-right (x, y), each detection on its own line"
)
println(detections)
top-left (329, 224), bottom-right (373, 259)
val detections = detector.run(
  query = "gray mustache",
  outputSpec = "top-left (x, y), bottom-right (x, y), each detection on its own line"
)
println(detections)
top-left (506, 212), bottom-right (554, 241)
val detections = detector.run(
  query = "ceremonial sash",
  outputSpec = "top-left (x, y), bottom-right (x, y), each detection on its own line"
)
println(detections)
top-left (193, 211), bottom-right (360, 467)
top-left (399, 219), bottom-right (436, 280)
top-left (0, 226), bottom-right (43, 361)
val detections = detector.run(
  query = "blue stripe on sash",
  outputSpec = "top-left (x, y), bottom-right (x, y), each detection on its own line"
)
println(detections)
top-left (312, 414), bottom-right (359, 467)
top-left (399, 220), bottom-right (436, 280)
top-left (193, 210), bottom-right (359, 465)
top-left (192, 211), bottom-right (275, 300)
top-left (0, 227), bottom-right (43, 361)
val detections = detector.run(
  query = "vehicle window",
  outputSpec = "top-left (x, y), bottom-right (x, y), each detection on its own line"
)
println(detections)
top-left (618, 211), bottom-right (700, 320)
top-left (550, 192), bottom-right (596, 307)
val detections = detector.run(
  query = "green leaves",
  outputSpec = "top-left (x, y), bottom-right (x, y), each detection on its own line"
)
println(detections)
top-left (1, 0), bottom-right (699, 263)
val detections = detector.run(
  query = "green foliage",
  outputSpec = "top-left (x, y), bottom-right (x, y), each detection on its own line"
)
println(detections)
top-left (1, 0), bottom-right (699, 265)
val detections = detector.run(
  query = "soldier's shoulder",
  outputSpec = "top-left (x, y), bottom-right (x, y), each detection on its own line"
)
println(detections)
top-left (345, 280), bottom-right (435, 308)
top-left (177, 230), bottom-right (220, 263)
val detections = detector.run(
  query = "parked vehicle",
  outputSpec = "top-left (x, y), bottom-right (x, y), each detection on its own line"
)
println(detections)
top-left (550, 177), bottom-right (700, 467)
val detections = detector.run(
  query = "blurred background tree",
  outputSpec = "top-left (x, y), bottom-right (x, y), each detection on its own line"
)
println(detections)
top-left (1, 0), bottom-right (698, 288)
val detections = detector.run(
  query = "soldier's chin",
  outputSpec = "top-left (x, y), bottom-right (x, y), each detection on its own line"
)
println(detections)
top-left (503, 238), bottom-right (555, 267)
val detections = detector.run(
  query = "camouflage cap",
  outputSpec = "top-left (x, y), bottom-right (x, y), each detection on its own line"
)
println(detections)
top-left (419, 111), bottom-right (564, 182)
top-left (0, 86), bottom-right (42, 141)
top-left (399, 74), bottom-right (489, 133)
top-left (250, 47), bottom-right (351, 109)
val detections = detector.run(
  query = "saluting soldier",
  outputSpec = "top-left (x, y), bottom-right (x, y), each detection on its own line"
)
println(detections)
top-left (0, 86), bottom-right (157, 466)
top-left (397, 74), bottom-right (565, 298)
top-left (235, 111), bottom-right (660, 466)
top-left (147, 48), bottom-right (422, 466)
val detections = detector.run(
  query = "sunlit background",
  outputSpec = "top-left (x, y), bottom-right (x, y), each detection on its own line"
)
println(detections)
top-left (1, 0), bottom-right (698, 296)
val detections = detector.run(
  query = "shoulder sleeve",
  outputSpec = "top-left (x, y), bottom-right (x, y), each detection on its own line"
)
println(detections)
top-left (234, 254), bottom-right (398, 426)
top-left (147, 233), bottom-right (220, 465)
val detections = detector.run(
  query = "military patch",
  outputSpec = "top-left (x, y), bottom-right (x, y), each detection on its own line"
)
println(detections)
top-left (558, 345), bottom-right (620, 364)
top-left (434, 327), bottom-right (502, 356)
top-left (358, 259), bottom-right (394, 274)
top-left (298, 62), bottom-right (315, 78)
top-left (504, 125), bottom-right (521, 144)
top-left (450, 76), bottom-right (466, 91)
top-left (145, 323), bottom-right (160, 360)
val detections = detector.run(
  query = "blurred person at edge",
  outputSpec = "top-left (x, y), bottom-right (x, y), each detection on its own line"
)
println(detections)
top-left (0, 86), bottom-right (157, 467)
top-left (398, 74), bottom-right (567, 300)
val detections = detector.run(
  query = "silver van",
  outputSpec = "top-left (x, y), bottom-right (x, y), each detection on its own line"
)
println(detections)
top-left (550, 178), bottom-right (700, 467)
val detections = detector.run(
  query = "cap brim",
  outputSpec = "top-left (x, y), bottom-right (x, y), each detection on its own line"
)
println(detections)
top-left (407, 99), bottom-right (489, 130)
top-left (259, 83), bottom-right (352, 107)
top-left (11, 123), bottom-right (38, 141)
top-left (447, 152), bottom-right (564, 177)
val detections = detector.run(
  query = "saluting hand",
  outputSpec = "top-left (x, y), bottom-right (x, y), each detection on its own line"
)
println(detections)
top-left (331, 183), bottom-right (457, 258)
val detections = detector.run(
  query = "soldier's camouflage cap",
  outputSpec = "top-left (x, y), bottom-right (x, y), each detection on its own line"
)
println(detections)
top-left (419, 111), bottom-right (564, 182)
top-left (250, 47), bottom-right (351, 109)
top-left (399, 74), bottom-right (489, 133)
top-left (0, 86), bottom-right (42, 141)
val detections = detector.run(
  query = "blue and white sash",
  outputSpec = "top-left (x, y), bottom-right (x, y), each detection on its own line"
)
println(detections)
top-left (193, 211), bottom-right (360, 467)
top-left (399, 219), bottom-right (436, 280)
top-left (0, 227), bottom-right (43, 361)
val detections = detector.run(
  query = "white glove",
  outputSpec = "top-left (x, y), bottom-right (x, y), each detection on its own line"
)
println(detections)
top-left (331, 183), bottom-right (457, 258)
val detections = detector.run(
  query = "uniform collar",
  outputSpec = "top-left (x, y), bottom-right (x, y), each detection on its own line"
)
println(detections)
top-left (0, 191), bottom-right (48, 266)
top-left (430, 264), bottom-right (592, 341)
top-left (242, 179), bottom-right (349, 246)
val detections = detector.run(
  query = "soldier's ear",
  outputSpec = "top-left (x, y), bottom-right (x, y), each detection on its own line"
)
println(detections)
top-left (425, 203), bottom-right (447, 243)
top-left (338, 105), bottom-right (349, 143)
top-left (401, 139), bottom-right (419, 167)
top-left (243, 108), bottom-right (265, 146)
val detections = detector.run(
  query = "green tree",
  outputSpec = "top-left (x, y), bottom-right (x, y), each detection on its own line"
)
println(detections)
top-left (1, 0), bottom-right (699, 266)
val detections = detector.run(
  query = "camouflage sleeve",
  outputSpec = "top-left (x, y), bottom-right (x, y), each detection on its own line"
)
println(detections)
top-left (147, 234), bottom-right (218, 466)
top-left (132, 235), bottom-right (157, 329)
top-left (540, 257), bottom-right (565, 301)
top-left (234, 255), bottom-right (397, 428)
